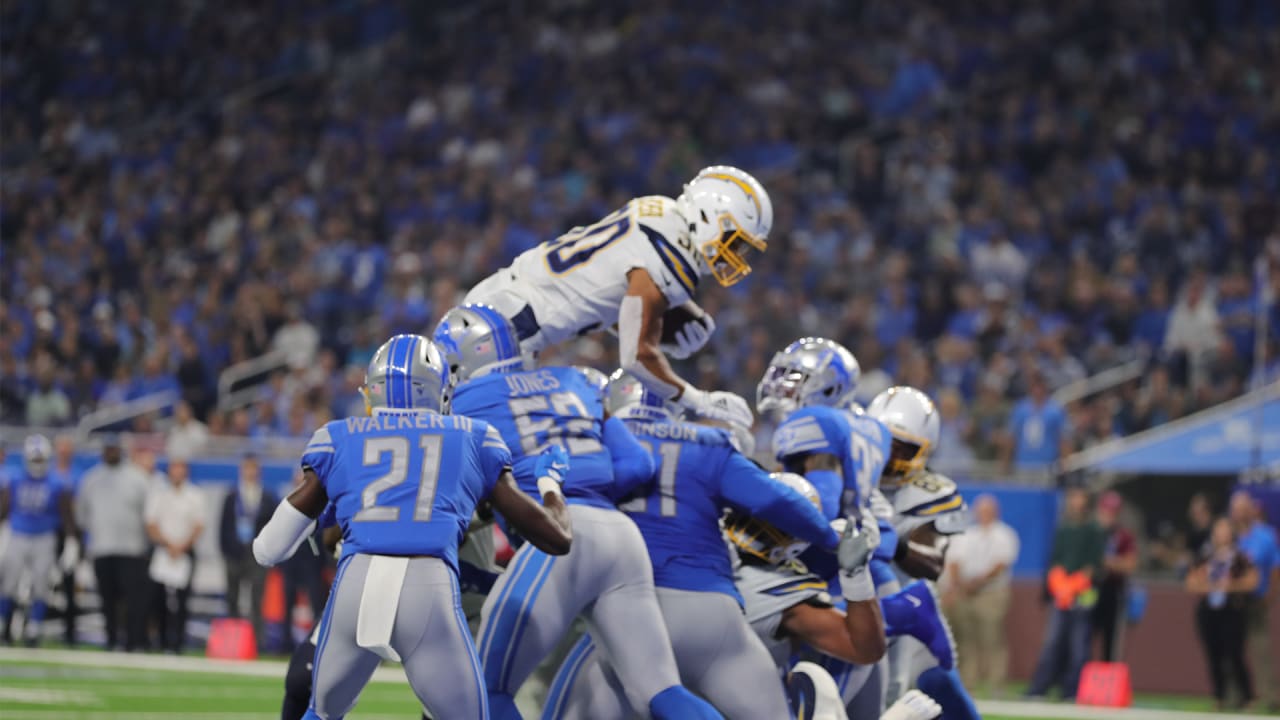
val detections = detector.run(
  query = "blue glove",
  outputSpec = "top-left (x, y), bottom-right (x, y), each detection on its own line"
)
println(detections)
top-left (535, 445), bottom-right (570, 495)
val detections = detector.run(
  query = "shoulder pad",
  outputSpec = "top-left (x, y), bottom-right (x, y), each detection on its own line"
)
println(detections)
top-left (892, 472), bottom-right (960, 517)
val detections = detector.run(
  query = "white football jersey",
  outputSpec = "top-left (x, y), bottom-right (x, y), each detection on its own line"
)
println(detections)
top-left (464, 196), bottom-right (699, 352)
top-left (880, 470), bottom-right (970, 536)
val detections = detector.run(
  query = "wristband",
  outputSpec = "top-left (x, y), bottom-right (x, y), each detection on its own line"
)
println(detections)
top-left (537, 476), bottom-right (563, 498)
top-left (841, 568), bottom-right (876, 603)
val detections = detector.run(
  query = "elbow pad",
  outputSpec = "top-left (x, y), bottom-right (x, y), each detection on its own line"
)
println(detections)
top-left (252, 500), bottom-right (316, 567)
top-left (618, 295), bottom-right (681, 400)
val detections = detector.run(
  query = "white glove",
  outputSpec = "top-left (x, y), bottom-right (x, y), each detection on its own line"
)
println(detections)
top-left (880, 690), bottom-right (942, 720)
top-left (661, 311), bottom-right (716, 359)
top-left (59, 537), bottom-right (81, 574)
top-left (676, 386), bottom-right (752, 426)
top-left (838, 509), bottom-right (881, 602)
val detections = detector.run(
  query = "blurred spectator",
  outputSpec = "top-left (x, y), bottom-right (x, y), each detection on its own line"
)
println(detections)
top-left (1164, 271), bottom-right (1223, 391)
top-left (219, 454), bottom-right (276, 648)
top-left (1231, 491), bottom-right (1280, 711)
top-left (944, 494), bottom-right (1019, 697)
top-left (1005, 372), bottom-right (1069, 471)
top-left (76, 437), bottom-right (150, 651)
top-left (166, 401), bottom-right (210, 459)
top-left (1093, 491), bottom-right (1138, 662)
top-left (931, 388), bottom-right (975, 475)
top-left (25, 353), bottom-right (71, 427)
top-left (144, 459), bottom-right (204, 654)
top-left (1028, 488), bottom-right (1106, 700)
top-left (48, 433), bottom-right (83, 645)
top-left (272, 302), bottom-right (320, 371)
top-left (1187, 517), bottom-right (1258, 710)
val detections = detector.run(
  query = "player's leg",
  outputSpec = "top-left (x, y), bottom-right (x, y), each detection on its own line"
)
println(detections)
top-left (540, 634), bottom-right (632, 720)
top-left (282, 634), bottom-right (317, 720)
top-left (477, 538), bottom-right (583, 719)
top-left (582, 510), bottom-right (718, 719)
top-left (0, 534), bottom-right (29, 643)
top-left (396, 557), bottom-right (487, 720)
top-left (305, 555), bottom-right (382, 720)
top-left (656, 587), bottom-right (791, 719)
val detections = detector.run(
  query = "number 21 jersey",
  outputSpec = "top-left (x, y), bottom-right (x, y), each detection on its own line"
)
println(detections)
top-left (300, 408), bottom-right (512, 570)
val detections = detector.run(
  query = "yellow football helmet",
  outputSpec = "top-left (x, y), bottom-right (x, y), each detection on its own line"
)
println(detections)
top-left (726, 472), bottom-right (822, 565)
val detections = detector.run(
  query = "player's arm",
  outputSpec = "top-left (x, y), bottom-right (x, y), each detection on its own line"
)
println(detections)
top-left (619, 268), bottom-right (683, 397)
top-left (489, 470), bottom-right (572, 555)
top-left (603, 416), bottom-right (656, 498)
top-left (793, 452), bottom-right (843, 521)
top-left (57, 490), bottom-right (80, 540)
top-left (721, 452), bottom-right (839, 551)
top-left (895, 522), bottom-right (946, 581)
top-left (252, 468), bottom-right (328, 567)
top-left (780, 599), bottom-right (886, 666)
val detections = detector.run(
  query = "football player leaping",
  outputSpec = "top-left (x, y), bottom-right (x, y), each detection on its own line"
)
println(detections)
top-left (463, 166), bottom-right (770, 424)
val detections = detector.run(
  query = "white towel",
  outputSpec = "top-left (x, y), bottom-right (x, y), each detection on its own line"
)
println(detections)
top-left (356, 555), bottom-right (409, 662)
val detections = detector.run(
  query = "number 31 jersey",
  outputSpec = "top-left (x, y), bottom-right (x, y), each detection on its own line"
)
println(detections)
top-left (464, 196), bottom-right (700, 349)
top-left (300, 408), bottom-right (512, 571)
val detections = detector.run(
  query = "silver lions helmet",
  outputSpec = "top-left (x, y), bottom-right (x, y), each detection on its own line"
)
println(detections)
top-left (575, 366), bottom-right (610, 400)
top-left (23, 434), bottom-right (52, 478)
top-left (605, 369), bottom-right (676, 422)
top-left (756, 337), bottom-right (861, 419)
top-left (363, 335), bottom-right (449, 413)
top-left (432, 304), bottom-right (527, 385)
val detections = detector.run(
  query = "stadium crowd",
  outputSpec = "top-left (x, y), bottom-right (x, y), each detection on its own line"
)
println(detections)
top-left (2, 0), bottom-right (1279, 476)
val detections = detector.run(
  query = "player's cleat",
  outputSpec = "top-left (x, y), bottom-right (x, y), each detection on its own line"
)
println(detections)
top-left (788, 661), bottom-right (849, 720)
top-left (883, 581), bottom-right (956, 671)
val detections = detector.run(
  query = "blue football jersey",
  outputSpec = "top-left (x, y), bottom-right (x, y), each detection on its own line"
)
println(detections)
top-left (773, 406), bottom-right (891, 516)
top-left (8, 472), bottom-right (64, 536)
top-left (451, 367), bottom-right (616, 508)
top-left (623, 419), bottom-right (837, 604)
top-left (300, 408), bottom-right (512, 571)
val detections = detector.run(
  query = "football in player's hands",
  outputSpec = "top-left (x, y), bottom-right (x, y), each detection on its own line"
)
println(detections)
top-left (660, 305), bottom-right (715, 359)
top-left (535, 445), bottom-right (570, 486)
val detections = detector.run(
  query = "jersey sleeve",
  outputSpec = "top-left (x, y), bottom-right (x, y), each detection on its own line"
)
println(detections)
top-left (475, 421), bottom-right (514, 493)
top-left (772, 410), bottom-right (836, 461)
top-left (301, 424), bottom-right (338, 483)
top-left (603, 416), bottom-right (655, 498)
top-left (719, 450), bottom-right (840, 551)
top-left (633, 198), bottom-right (698, 307)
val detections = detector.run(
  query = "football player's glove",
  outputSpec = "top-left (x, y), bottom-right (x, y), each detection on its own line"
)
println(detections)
top-left (880, 690), bottom-right (942, 720)
top-left (535, 445), bottom-right (570, 497)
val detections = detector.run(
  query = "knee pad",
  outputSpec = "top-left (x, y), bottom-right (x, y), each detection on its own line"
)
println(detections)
top-left (916, 667), bottom-right (980, 720)
top-left (648, 686), bottom-right (722, 720)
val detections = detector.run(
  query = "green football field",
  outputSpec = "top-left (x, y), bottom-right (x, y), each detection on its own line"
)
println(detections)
top-left (0, 648), bottom-right (1265, 720)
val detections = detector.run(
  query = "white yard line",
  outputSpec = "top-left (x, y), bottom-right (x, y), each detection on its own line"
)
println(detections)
top-left (0, 647), bottom-right (404, 683)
